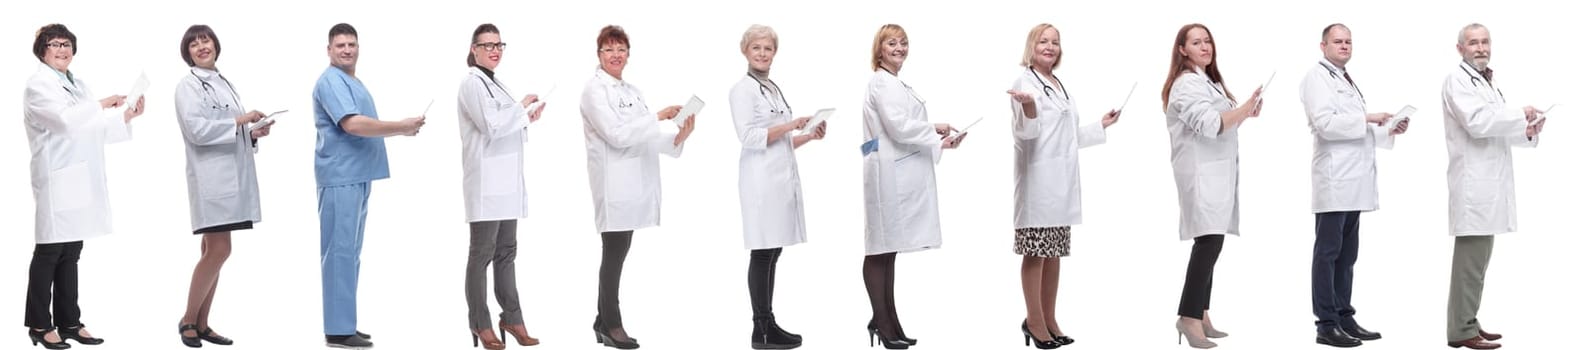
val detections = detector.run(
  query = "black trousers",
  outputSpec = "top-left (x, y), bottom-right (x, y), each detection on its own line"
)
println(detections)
top-left (25, 241), bottom-right (84, 329)
top-left (596, 231), bottom-right (633, 330)
top-left (1312, 211), bottom-right (1360, 330)
top-left (1178, 235), bottom-right (1223, 319)
top-left (748, 248), bottom-right (783, 320)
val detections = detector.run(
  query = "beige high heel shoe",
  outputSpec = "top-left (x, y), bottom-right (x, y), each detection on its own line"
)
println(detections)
top-left (1201, 311), bottom-right (1228, 338)
top-left (1175, 317), bottom-right (1218, 349)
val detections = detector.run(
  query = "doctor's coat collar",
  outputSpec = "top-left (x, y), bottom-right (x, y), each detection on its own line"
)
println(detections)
top-left (594, 65), bottom-right (625, 87)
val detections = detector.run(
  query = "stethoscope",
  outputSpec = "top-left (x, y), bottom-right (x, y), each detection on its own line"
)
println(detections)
top-left (192, 70), bottom-right (242, 111)
top-left (1319, 61), bottom-right (1365, 103)
top-left (1459, 64), bottom-right (1505, 102)
top-left (877, 66), bottom-right (926, 104)
top-left (1029, 66), bottom-right (1068, 100)
top-left (474, 75), bottom-right (507, 99)
top-left (748, 72), bottom-right (791, 115)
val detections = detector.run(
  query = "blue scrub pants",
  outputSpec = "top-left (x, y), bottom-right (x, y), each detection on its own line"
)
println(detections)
top-left (319, 182), bottom-right (370, 335)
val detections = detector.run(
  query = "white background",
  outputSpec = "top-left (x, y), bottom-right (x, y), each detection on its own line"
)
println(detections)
top-left (2, 0), bottom-right (1582, 349)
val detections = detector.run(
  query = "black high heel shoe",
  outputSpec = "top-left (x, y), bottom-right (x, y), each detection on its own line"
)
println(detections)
top-left (28, 327), bottom-right (71, 349)
top-left (1021, 321), bottom-right (1060, 349)
top-left (1024, 319), bottom-right (1075, 346)
top-left (867, 325), bottom-right (910, 349)
top-left (867, 319), bottom-right (916, 345)
top-left (59, 325), bottom-right (102, 346)
top-left (178, 323), bottom-right (201, 348)
top-left (591, 319), bottom-right (639, 349)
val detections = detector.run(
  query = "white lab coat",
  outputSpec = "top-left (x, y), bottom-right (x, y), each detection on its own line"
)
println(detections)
top-left (457, 67), bottom-right (530, 223)
top-left (1164, 69), bottom-right (1240, 241)
top-left (730, 74), bottom-right (807, 250)
top-left (24, 63), bottom-right (132, 244)
top-left (175, 67), bottom-right (262, 231)
top-left (1442, 61), bottom-right (1535, 236)
top-left (1010, 68), bottom-right (1106, 229)
top-left (580, 67), bottom-right (684, 233)
top-left (1300, 60), bottom-right (1395, 214)
top-left (862, 69), bottom-right (943, 255)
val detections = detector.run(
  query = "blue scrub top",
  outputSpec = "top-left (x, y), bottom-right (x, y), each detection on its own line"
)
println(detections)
top-left (313, 66), bottom-right (390, 187)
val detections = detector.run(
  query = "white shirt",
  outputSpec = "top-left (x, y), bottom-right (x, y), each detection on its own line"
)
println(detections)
top-left (1009, 67), bottom-right (1106, 229)
top-left (580, 67), bottom-right (684, 233)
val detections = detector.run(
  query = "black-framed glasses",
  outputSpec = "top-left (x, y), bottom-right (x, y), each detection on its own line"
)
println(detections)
top-left (46, 41), bottom-right (73, 50)
top-left (474, 42), bottom-right (506, 51)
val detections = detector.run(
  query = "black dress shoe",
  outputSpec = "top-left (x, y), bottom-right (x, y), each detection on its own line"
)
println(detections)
top-left (1316, 327), bottom-right (1362, 348)
top-left (60, 325), bottom-right (104, 345)
top-left (325, 334), bottom-right (373, 349)
top-left (1342, 323), bottom-right (1381, 341)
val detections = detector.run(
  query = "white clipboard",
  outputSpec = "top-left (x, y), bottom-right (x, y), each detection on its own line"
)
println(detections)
top-left (127, 71), bottom-right (150, 104)
top-left (1386, 105), bottom-right (1415, 130)
top-left (248, 110), bottom-right (287, 132)
top-left (801, 108), bottom-right (835, 134)
top-left (948, 116), bottom-right (984, 139)
top-left (1531, 104), bottom-right (1556, 126)
top-left (674, 95), bottom-right (705, 127)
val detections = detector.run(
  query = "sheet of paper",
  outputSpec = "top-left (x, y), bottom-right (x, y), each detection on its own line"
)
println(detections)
top-left (248, 110), bottom-right (287, 132)
top-left (1117, 82), bottom-right (1137, 113)
top-left (127, 71), bottom-right (150, 103)
top-left (420, 99), bottom-right (435, 117)
top-left (1386, 105), bottom-right (1416, 130)
top-left (801, 108), bottom-right (835, 134)
top-left (674, 95), bottom-right (705, 127)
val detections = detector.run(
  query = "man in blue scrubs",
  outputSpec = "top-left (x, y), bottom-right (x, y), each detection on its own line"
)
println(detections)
top-left (312, 22), bottom-right (426, 349)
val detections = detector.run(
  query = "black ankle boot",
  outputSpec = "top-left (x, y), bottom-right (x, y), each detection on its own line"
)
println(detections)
top-left (752, 318), bottom-right (801, 349)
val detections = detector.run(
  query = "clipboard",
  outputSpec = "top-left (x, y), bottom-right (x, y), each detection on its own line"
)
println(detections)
top-left (1531, 104), bottom-right (1556, 126)
top-left (1256, 70), bottom-right (1276, 102)
top-left (127, 71), bottom-right (150, 104)
top-left (801, 108), bottom-right (835, 134)
top-left (1386, 105), bottom-right (1415, 130)
top-left (248, 110), bottom-right (286, 132)
top-left (674, 95), bottom-right (705, 127)
top-left (947, 116), bottom-right (983, 140)
top-left (1117, 82), bottom-right (1137, 113)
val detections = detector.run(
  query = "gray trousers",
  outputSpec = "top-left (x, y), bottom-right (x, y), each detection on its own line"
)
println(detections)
top-left (1447, 235), bottom-right (1494, 341)
top-left (466, 219), bottom-right (523, 329)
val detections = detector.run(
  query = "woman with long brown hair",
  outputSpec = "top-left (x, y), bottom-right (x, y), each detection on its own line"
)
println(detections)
top-left (1159, 23), bottom-right (1262, 349)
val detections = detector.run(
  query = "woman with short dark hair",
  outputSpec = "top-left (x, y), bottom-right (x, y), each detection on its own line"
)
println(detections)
top-left (171, 24), bottom-right (273, 348)
top-left (24, 23), bottom-right (145, 349)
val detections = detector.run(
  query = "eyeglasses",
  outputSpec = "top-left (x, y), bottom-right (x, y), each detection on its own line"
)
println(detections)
top-left (474, 42), bottom-right (506, 51)
top-left (46, 41), bottom-right (73, 50)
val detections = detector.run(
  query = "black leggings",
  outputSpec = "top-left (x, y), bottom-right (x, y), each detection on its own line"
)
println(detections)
top-left (1178, 235), bottom-right (1224, 319)
top-left (596, 231), bottom-right (633, 329)
top-left (748, 248), bottom-right (783, 320)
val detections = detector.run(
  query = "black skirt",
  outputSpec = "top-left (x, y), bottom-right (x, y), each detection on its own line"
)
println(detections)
top-left (194, 221), bottom-right (254, 234)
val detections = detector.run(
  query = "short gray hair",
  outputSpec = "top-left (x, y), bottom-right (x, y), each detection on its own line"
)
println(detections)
top-left (1458, 23), bottom-right (1486, 43)
top-left (740, 24), bottom-right (778, 53)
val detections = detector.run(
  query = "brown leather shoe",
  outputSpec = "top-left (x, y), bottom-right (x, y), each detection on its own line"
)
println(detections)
top-left (500, 321), bottom-right (541, 346)
top-left (1447, 336), bottom-right (1500, 349)
top-left (474, 328), bottom-right (506, 350)
top-left (1479, 329), bottom-right (1502, 341)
